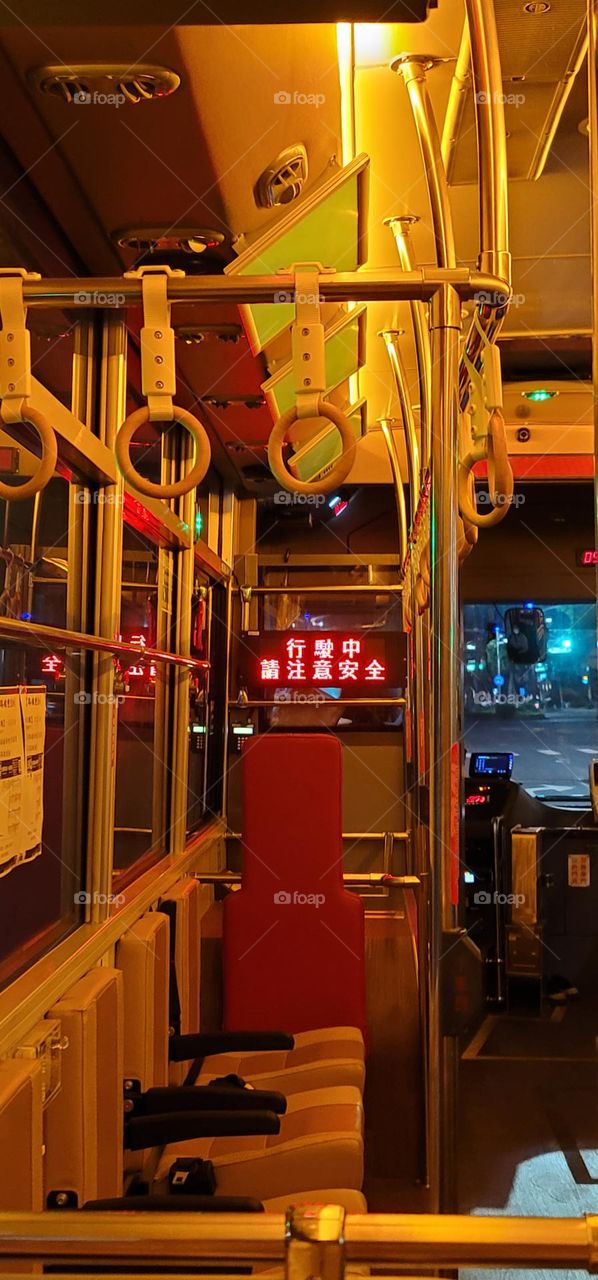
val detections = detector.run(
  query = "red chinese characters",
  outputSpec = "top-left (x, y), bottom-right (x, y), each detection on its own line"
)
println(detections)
top-left (258, 635), bottom-right (388, 686)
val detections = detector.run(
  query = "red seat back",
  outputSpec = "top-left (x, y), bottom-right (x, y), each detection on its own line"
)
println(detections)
top-left (223, 734), bottom-right (366, 1035)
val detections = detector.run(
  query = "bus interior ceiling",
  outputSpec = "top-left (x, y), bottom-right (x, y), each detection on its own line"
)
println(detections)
top-left (0, 0), bottom-right (597, 1273)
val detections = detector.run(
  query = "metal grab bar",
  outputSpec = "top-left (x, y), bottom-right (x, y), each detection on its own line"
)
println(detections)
top-left (225, 832), bottom-right (410, 843)
top-left (13, 269), bottom-right (510, 308)
top-left (1, 1210), bottom-right (597, 1269)
top-left (196, 872), bottom-right (416, 887)
top-left (228, 697), bottom-right (406, 707)
top-left (0, 615), bottom-right (209, 671)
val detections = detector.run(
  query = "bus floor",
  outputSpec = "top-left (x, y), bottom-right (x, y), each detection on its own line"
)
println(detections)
top-left (458, 993), bottom-right (598, 1280)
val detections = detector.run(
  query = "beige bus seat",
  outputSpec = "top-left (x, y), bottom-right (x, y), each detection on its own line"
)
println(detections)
top-left (44, 968), bottom-right (124, 1207)
top-left (153, 1083), bottom-right (364, 1202)
top-left (163, 877), bottom-right (365, 1094)
top-left (117, 905), bottom-right (365, 1205)
top-left (0, 1059), bottom-right (43, 1210)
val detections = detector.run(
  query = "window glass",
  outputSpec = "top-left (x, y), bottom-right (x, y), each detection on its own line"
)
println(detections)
top-left (186, 571), bottom-right (211, 836)
top-left (0, 477), bottom-right (86, 988)
top-left (463, 601), bottom-right (597, 799)
top-left (113, 528), bottom-right (163, 882)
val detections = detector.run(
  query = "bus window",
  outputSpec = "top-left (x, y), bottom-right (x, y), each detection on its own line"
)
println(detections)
top-left (0, 476), bottom-right (85, 988)
top-left (463, 601), bottom-right (597, 799)
top-left (112, 529), bottom-right (163, 883)
top-left (186, 569), bottom-right (211, 836)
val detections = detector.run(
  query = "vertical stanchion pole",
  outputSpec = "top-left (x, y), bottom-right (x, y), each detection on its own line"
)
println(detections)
top-left (588, 0), bottom-right (598, 635)
top-left (429, 284), bottom-right (462, 1210)
top-left (88, 313), bottom-right (126, 917)
top-left (63, 319), bottom-right (96, 903)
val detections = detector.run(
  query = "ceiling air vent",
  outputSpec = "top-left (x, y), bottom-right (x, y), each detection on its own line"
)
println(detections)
top-left (256, 145), bottom-right (308, 209)
top-left (113, 228), bottom-right (225, 254)
top-left (30, 64), bottom-right (180, 105)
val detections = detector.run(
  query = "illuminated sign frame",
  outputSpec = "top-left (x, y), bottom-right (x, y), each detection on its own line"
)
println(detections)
top-left (241, 630), bottom-right (406, 694)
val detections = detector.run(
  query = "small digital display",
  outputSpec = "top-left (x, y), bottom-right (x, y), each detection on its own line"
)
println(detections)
top-left (242, 631), bottom-right (406, 694)
top-left (469, 752), bottom-right (513, 779)
top-left (577, 549), bottom-right (598, 566)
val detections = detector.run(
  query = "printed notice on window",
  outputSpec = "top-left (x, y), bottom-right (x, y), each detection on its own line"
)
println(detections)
top-left (19, 688), bottom-right (45, 862)
top-left (0, 687), bottom-right (45, 876)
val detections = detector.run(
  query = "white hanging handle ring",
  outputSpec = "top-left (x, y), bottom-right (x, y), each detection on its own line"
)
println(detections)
top-left (268, 399), bottom-right (356, 496)
top-left (115, 404), bottom-right (211, 500)
top-left (0, 269), bottom-right (57, 502)
top-left (116, 265), bottom-right (211, 499)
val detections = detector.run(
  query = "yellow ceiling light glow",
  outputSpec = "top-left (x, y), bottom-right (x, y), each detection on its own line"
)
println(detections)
top-left (336, 24), bottom-right (361, 405)
top-left (354, 23), bottom-right (400, 68)
top-left (336, 23), bottom-right (356, 166)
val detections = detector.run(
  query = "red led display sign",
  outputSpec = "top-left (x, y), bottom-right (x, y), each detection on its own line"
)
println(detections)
top-left (246, 632), bottom-right (406, 693)
top-left (577, 549), bottom-right (598, 566)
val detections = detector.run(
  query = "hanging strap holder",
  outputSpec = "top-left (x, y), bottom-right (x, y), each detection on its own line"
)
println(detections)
top-left (123, 264), bottom-right (184, 422)
top-left (283, 262), bottom-right (334, 420)
top-left (463, 311), bottom-right (503, 455)
top-left (0, 268), bottom-right (41, 425)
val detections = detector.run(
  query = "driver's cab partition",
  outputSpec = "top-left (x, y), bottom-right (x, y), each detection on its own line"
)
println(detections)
top-left (508, 825), bottom-right (598, 1003)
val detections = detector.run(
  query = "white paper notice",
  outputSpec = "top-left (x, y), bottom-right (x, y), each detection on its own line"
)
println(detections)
top-left (19, 687), bottom-right (45, 862)
top-left (0, 686), bottom-right (46, 876)
top-left (0, 690), bottom-right (25, 870)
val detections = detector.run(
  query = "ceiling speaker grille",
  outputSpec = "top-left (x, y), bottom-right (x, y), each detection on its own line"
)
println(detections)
top-left (256, 145), bottom-right (308, 209)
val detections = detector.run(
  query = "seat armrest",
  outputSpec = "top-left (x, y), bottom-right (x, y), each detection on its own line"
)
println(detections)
top-left (124, 1109), bottom-right (280, 1151)
top-left (169, 1030), bottom-right (294, 1062)
top-left (140, 1085), bottom-right (287, 1115)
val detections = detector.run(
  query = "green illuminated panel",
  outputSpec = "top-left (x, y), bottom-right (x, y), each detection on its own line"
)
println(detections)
top-left (264, 308), bottom-right (365, 418)
top-left (224, 155), bottom-right (369, 354)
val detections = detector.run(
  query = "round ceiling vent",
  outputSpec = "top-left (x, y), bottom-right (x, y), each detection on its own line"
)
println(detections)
top-left (113, 227), bottom-right (225, 254)
top-left (256, 145), bottom-right (308, 209)
top-left (30, 64), bottom-right (180, 105)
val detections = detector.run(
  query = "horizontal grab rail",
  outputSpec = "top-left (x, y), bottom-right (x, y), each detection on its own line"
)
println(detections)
top-left (195, 872), bottom-right (417, 888)
top-left (224, 832), bottom-right (410, 843)
top-left (229, 700), bottom-right (405, 709)
top-left (0, 1210), bottom-right (596, 1269)
top-left (235, 583), bottom-right (404, 595)
top-left (0, 615), bottom-right (209, 671)
top-left (15, 269), bottom-right (510, 308)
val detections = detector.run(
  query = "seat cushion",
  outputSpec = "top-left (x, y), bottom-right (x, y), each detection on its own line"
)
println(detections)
top-left (200, 1027), bottom-right (365, 1095)
top-left (154, 1087), bottom-right (364, 1201)
top-left (262, 1188), bottom-right (368, 1212)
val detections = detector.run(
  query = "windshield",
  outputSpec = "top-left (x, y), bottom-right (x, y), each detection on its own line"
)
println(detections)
top-left (463, 601), bottom-right (597, 800)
